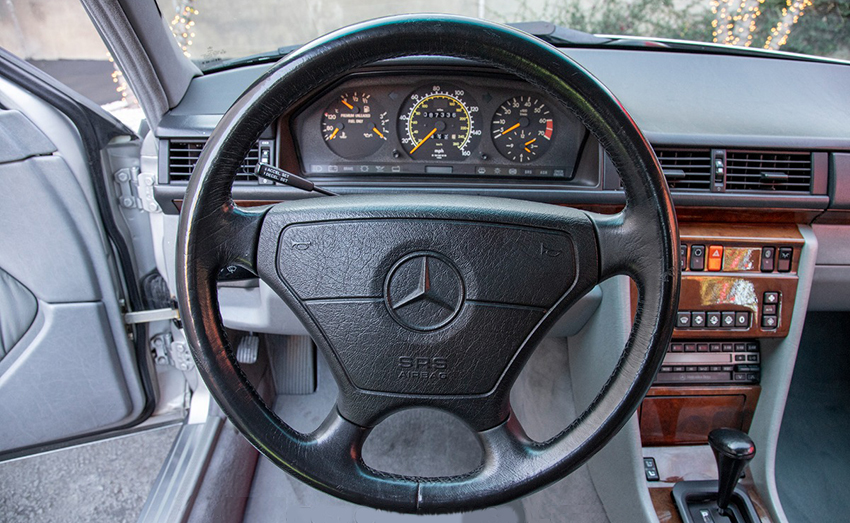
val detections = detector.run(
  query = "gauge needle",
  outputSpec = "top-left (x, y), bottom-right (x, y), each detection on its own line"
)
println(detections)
top-left (410, 127), bottom-right (437, 154)
top-left (524, 138), bottom-right (536, 152)
top-left (328, 128), bottom-right (340, 140)
top-left (372, 127), bottom-right (385, 139)
top-left (500, 123), bottom-right (520, 135)
top-left (341, 99), bottom-right (354, 110)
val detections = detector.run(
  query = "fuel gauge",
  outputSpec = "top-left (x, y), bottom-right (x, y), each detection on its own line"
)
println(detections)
top-left (321, 92), bottom-right (389, 159)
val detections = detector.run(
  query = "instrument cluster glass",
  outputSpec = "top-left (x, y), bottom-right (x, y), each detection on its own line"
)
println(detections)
top-left (293, 75), bottom-right (585, 179)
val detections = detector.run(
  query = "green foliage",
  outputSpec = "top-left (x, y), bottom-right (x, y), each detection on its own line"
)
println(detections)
top-left (495, 0), bottom-right (850, 59)
top-left (498, 0), bottom-right (714, 42)
top-left (775, 0), bottom-right (850, 58)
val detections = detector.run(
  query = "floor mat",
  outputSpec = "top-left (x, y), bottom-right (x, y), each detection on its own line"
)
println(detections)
top-left (776, 312), bottom-right (850, 523)
top-left (243, 338), bottom-right (610, 523)
top-left (0, 425), bottom-right (180, 523)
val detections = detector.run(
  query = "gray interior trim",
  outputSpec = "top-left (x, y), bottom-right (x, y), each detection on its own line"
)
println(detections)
top-left (0, 303), bottom-right (135, 452)
top-left (809, 266), bottom-right (850, 311)
top-left (79, 0), bottom-right (170, 129)
top-left (809, 224), bottom-right (850, 310)
top-left (829, 153), bottom-right (850, 209)
top-left (0, 110), bottom-right (55, 163)
top-left (0, 267), bottom-right (37, 358)
top-left (0, 79), bottom-right (104, 225)
top-left (137, 416), bottom-right (223, 523)
top-left (164, 52), bottom-right (850, 149)
top-left (812, 224), bottom-right (850, 265)
top-left (0, 155), bottom-right (106, 302)
top-left (568, 276), bottom-right (659, 523)
top-left (748, 225), bottom-right (818, 523)
top-left (116, 0), bottom-right (200, 106)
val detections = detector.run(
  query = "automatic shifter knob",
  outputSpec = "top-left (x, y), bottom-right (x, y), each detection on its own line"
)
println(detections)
top-left (708, 428), bottom-right (756, 515)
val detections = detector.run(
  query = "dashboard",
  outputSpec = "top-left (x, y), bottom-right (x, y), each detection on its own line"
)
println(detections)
top-left (146, 46), bottom-right (850, 521)
top-left (292, 72), bottom-right (587, 180)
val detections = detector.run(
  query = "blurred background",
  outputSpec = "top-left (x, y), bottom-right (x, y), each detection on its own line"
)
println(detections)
top-left (2, 0), bottom-right (848, 131)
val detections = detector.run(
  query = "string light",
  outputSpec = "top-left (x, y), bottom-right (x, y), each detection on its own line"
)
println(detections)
top-left (764, 0), bottom-right (812, 50)
top-left (712, 0), bottom-right (808, 50)
top-left (107, 53), bottom-right (137, 105)
top-left (169, 1), bottom-right (199, 58)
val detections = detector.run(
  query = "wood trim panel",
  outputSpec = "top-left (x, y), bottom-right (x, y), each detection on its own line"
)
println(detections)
top-left (640, 385), bottom-right (760, 446)
top-left (674, 274), bottom-right (797, 338)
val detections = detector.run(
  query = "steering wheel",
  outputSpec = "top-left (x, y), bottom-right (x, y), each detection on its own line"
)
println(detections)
top-left (177, 15), bottom-right (679, 514)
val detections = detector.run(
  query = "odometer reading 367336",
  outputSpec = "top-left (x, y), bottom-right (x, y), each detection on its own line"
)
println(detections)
top-left (399, 85), bottom-right (481, 161)
top-left (491, 96), bottom-right (554, 163)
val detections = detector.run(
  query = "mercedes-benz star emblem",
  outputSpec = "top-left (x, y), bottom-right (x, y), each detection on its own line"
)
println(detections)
top-left (385, 252), bottom-right (464, 331)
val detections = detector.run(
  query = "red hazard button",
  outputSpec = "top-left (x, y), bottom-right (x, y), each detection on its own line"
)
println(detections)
top-left (707, 245), bottom-right (724, 271)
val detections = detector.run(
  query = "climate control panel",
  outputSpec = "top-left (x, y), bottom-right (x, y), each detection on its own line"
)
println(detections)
top-left (671, 224), bottom-right (803, 339)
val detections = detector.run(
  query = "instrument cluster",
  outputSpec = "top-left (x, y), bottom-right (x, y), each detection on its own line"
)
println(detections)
top-left (292, 73), bottom-right (587, 180)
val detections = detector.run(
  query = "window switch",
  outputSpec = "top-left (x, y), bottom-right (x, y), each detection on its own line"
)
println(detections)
top-left (778, 247), bottom-right (793, 272)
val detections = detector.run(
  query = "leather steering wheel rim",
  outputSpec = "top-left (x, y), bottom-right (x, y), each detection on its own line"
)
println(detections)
top-left (177, 15), bottom-right (679, 514)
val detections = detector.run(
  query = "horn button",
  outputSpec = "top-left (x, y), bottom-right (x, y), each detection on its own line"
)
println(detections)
top-left (275, 219), bottom-right (578, 395)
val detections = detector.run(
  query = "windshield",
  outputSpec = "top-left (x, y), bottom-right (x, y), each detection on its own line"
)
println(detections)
top-left (153, 0), bottom-right (850, 70)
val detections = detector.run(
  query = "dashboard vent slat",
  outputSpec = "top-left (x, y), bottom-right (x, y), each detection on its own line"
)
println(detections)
top-left (168, 139), bottom-right (261, 183)
top-left (725, 151), bottom-right (812, 193)
top-left (654, 148), bottom-right (712, 190)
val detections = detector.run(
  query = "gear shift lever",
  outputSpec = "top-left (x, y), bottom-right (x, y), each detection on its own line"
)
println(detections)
top-left (708, 428), bottom-right (756, 515)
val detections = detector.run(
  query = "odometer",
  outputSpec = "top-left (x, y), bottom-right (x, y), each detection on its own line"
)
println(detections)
top-left (398, 85), bottom-right (481, 161)
top-left (491, 96), bottom-right (554, 163)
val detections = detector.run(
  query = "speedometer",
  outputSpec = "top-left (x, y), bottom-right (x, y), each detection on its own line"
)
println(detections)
top-left (398, 85), bottom-right (481, 161)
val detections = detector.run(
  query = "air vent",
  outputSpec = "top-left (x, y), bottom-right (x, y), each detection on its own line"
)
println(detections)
top-left (654, 148), bottom-right (712, 190)
top-left (168, 140), bottom-right (263, 183)
top-left (725, 150), bottom-right (812, 193)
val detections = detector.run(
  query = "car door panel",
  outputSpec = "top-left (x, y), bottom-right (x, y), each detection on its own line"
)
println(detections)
top-left (0, 102), bottom-right (147, 454)
top-left (0, 268), bottom-right (37, 358)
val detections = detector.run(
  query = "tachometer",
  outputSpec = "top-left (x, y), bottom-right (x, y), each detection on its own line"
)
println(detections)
top-left (321, 91), bottom-right (389, 159)
top-left (398, 85), bottom-right (481, 161)
top-left (491, 96), bottom-right (554, 163)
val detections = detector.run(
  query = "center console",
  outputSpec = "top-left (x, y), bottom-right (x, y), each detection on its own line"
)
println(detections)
top-left (638, 224), bottom-right (803, 449)
top-left (640, 223), bottom-right (809, 523)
